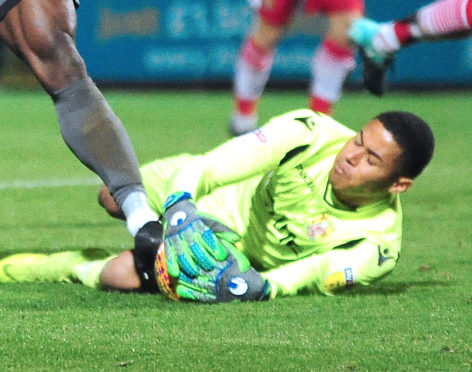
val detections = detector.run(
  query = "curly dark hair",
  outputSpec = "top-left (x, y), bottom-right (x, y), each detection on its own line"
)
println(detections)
top-left (375, 111), bottom-right (435, 179)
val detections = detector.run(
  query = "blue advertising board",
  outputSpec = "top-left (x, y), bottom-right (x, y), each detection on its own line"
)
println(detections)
top-left (76, 0), bottom-right (472, 85)
top-left (76, 0), bottom-right (253, 82)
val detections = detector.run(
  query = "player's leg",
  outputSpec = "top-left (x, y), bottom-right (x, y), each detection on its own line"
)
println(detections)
top-left (0, 248), bottom-right (152, 292)
top-left (99, 250), bottom-right (142, 291)
top-left (98, 185), bottom-right (125, 220)
top-left (98, 153), bottom-right (195, 221)
top-left (308, 0), bottom-right (363, 115)
top-left (309, 11), bottom-right (359, 115)
top-left (358, 0), bottom-right (472, 56)
top-left (230, 0), bottom-right (295, 136)
top-left (0, 249), bottom-right (114, 288)
top-left (0, 0), bottom-right (21, 21)
top-left (350, 0), bottom-right (472, 95)
top-left (100, 245), bottom-right (161, 293)
top-left (410, 0), bottom-right (472, 38)
top-left (0, 0), bottom-right (159, 239)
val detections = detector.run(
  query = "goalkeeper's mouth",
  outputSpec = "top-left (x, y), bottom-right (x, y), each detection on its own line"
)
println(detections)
top-left (330, 162), bottom-right (349, 184)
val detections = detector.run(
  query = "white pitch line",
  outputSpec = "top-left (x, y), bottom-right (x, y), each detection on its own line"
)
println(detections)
top-left (0, 177), bottom-right (102, 190)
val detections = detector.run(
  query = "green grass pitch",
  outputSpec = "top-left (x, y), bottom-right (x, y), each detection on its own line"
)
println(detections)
top-left (0, 88), bottom-right (470, 371)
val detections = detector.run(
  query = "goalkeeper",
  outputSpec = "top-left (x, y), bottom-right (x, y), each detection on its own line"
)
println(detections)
top-left (0, 109), bottom-right (435, 300)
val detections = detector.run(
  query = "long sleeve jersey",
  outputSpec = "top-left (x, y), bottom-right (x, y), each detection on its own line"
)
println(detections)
top-left (141, 109), bottom-right (402, 297)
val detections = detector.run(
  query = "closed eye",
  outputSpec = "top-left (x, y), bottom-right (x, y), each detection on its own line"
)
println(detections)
top-left (361, 130), bottom-right (383, 163)
top-left (367, 157), bottom-right (376, 166)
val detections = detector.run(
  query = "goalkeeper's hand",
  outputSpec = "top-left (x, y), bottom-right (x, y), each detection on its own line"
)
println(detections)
top-left (155, 239), bottom-right (271, 302)
top-left (162, 191), bottom-right (238, 278)
top-left (156, 191), bottom-right (270, 302)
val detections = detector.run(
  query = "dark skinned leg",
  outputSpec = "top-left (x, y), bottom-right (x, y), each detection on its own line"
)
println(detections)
top-left (0, 0), bottom-right (144, 208)
top-left (0, 0), bottom-right (160, 239)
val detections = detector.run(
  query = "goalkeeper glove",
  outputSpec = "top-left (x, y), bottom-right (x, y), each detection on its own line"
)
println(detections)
top-left (156, 191), bottom-right (270, 302)
top-left (155, 238), bottom-right (271, 302)
top-left (162, 191), bottom-right (237, 278)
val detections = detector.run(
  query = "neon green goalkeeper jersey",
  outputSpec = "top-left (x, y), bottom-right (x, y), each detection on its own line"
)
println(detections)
top-left (142, 109), bottom-right (402, 297)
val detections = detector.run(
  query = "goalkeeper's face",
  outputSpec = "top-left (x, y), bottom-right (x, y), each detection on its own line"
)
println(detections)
top-left (329, 119), bottom-right (407, 207)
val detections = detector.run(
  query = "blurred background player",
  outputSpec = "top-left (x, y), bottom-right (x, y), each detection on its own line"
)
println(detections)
top-left (0, 0), bottom-right (162, 267)
top-left (229, 0), bottom-right (364, 135)
top-left (350, 0), bottom-right (472, 95)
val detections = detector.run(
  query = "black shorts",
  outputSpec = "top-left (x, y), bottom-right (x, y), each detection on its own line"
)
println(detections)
top-left (0, 0), bottom-right (80, 23)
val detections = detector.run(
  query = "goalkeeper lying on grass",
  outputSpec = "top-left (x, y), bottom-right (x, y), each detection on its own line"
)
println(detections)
top-left (0, 109), bottom-right (435, 302)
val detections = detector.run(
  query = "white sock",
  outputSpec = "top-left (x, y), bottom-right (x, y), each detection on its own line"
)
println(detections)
top-left (234, 38), bottom-right (274, 102)
top-left (121, 191), bottom-right (158, 237)
top-left (310, 40), bottom-right (355, 103)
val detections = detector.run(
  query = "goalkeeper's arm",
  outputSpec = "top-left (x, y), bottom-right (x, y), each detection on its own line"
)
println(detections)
top-left (261, 240), bottom-right (398, 297)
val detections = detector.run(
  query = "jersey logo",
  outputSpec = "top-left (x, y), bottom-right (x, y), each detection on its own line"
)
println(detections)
top-left (378, 246), bottom-right (393, 266)
top-left (294, 116), bottom-right (316, 130)
top-left (253, 129), bottom-right (267, 143)
top-left (307, 214), bottom-right (332, 241)
top-left (344, 267), bottom-right (354, 288)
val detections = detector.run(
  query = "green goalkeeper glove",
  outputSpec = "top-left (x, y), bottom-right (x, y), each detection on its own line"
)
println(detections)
top-left (155, 235), bottom-right (271, 302)
top-left (156, 191), bottom-right (270, 302)
top-left (162, 191), bottom-right (237, 278)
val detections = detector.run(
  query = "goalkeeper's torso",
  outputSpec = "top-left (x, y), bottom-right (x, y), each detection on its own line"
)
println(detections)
top-left (141, 108), bottom-right (403, 273)
top-left (239, 133), bottom-right (403, 271)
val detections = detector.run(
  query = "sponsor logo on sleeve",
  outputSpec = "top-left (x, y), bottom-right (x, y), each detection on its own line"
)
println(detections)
top-left (323, 271), bottom-right (346, 291)
top-left (344, 267), bottom-right (354, 288)
top-left (323, 267), bottom-right (355, 292)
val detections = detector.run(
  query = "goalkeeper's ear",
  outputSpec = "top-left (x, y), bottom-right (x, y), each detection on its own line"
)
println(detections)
top-left (388, 177), bottom-right (413, 194)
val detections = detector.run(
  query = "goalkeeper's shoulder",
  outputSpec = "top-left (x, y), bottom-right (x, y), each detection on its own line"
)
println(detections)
top-left (266, 109), bottom-right (346, 128)
top-left (261, 109), bottom-right (355, 145)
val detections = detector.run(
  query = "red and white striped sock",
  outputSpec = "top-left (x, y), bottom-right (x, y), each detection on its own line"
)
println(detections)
top-left (373, 0), bottom-right (472, 54)
top-left (310, 38), bottom-right (356, 115)
top-left (417, 0), bottom-right (472, 35)
top-left (310, 96), bottom-right (333, 115)
top-left (371, 21), bottom-right (419, 54)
